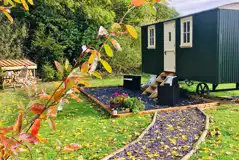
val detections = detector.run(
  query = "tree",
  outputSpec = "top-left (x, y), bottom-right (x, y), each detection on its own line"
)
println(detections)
top-left (0, 1), bottom-right (164, 159)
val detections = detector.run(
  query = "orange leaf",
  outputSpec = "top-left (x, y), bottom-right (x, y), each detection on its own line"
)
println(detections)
top-left (69, 93), bottom-right (82, 102)
top-left (47, 106), bottom-right (57, 118)
top-left (63, 143), bottom-right (82, 152)
top-left (19, 133), bottom-right (39, 144)
top-left (48, 119), bottom-right (56, 131)
top-left (54, 61), bottom-right (63, 74)
top-left (31, 104), bottom-right (46, 114)
top-left (53, 88), bottom-right (65, 102)
top-left (3, 10), bottom-right (14, 24)
top-left (81, 62), bottom-right (89, 73)
top-left (13, 113), bottom-right (23, 134)
top-left (36, 135), bottom-right (47, 144)
top-left (131, 0), bottom-right (146, 6)
top-left (109, 38), bottom-right (122, 51)
top-left (31, 119), bottom-right (40, 136)
top-left (0, 127), bottom-right (13, 134)
top-left (20, 0), bottom-right (29, 10)
top-left (64, 78), bottom-right (75, 90)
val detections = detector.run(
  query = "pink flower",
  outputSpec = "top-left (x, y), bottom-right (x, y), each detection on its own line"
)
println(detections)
top-left (114, 92), bottom-right (120, 96)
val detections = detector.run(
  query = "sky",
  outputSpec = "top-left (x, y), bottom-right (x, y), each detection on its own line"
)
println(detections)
top-left (168, 0), bottom-right (239, 16)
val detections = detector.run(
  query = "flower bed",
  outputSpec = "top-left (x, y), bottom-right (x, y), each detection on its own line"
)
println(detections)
top-left (80, 86), bottom-right (219, 117)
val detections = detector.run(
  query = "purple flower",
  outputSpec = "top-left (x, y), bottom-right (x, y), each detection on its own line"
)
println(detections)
top-left (114, 92), bottom-right (120, 96)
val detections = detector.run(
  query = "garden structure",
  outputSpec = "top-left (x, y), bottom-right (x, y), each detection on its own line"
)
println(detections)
top-left (141, 2), bottom-right (239, 96)
top-left (0, 59), bottom-right (37, 89)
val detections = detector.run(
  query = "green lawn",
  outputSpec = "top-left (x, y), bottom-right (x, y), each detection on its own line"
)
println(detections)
top-left (0, 77), bottom-right (238, 160)
top-left (0, 76), bottom-right (152, 160)
top-left (181, 82), bottom-right (239, 160)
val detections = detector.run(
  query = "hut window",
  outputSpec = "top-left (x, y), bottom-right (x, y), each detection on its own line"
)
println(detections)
top-left (148, 25), bottom-right (156, 49)
top-left (180, 16), bottom-right (193, 48)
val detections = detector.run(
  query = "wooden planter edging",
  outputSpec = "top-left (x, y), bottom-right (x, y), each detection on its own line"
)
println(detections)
top-left (101, 112), bottom-right (158, 160)
top-left (79, 87), bottom-right (220, 118)
top-left (181, 108), bottom-right (210, 160)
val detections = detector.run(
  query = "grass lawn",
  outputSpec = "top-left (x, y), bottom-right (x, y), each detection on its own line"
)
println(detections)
top-left (0, 77), bottom-right (238, 159)
top-left (0, 76), bottom-right (152, 160)
top-left (182, 82), bottom-right (239, 160)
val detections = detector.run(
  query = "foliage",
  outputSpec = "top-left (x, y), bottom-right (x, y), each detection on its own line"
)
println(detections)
top-left (0, 19), bottom-right (27, 59)
top-left (0, 1), bottom-right (169, 159)
top-left (124, 97), bottom-right (145, 113)
top-left (42, 63), bottom-right (55, 81)
top-left (110, 92), bottom-right (129, 110)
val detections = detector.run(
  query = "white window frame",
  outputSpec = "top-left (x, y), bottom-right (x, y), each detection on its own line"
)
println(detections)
top-left (147, 25), bottom-right (156, 49)
top-left (180, 16), bottom-right (193, 48)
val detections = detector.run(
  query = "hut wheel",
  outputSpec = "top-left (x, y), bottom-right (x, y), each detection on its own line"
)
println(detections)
top-left (185, 80), bottom-right (194, 86)
top-left (196, 83), bottom-right (209, 96)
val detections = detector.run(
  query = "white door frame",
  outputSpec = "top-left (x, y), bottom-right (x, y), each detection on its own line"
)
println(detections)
top-left (164, 20), bottom-right (176, 73)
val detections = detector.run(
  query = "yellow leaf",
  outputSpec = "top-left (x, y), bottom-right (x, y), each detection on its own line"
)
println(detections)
top-left (100, 59), bottom-right (112, 73)
top-left (104, 44), bottom-right (114, 57)
top-left (65, 59), bottom-right (69, 71)
top-left (36, 135), bottom-right (48, 144)
top-left (14, 0), bottom-right (21, 3)
top-left (4, 0), bottom-right (16, 7)
top-left (3, 10), bottom-right (14, 24)
top-left (21, 0), bottom-right (29, 11)
top-left (92, 71), bottom-right (102, 79)
top-left (88, 52), bottom-right (95, 64)
top-left (78, 81), bottom-right (91, 87)
top-left (28, 0), bottom-right (34, 5)
top-left (126, 24), bottom-right (138, 39)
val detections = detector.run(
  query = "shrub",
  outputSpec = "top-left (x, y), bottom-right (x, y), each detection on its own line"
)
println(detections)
top-left (42, 63), bottom-right (55, 81)
top-left (124, 97), bottom-right (145, 113)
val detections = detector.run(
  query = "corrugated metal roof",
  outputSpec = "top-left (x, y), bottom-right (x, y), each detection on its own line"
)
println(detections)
top-left (141, 2), bottom-right (239, 27)
top-left (0, 59), bottom-right (37, 68)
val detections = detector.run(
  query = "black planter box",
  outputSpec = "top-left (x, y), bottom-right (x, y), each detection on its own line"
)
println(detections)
top-left (158, 85), bottom-right (180, 106)
top-left (123, 75), bottom-right (141, 90)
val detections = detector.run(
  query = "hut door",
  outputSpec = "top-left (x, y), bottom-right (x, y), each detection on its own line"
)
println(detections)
top-left (164, 21), bottom-right (176, 72)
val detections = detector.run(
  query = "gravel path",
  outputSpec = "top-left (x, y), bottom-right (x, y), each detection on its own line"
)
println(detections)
top-left (109, 108), bottom-right (206, 160)
top-left (84, 87), bottom-right (206, 110)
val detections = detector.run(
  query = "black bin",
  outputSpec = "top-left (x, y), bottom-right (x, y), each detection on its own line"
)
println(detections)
top-left (158, 76), bottom-right (180, 106)
top-left (123, 75), bottom-right (141, 90)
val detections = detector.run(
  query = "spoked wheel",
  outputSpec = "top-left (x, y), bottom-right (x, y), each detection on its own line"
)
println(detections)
top-left (185, 80), bottom-right (194, 86)
top-left (196, 83), bottom-right (210, 97)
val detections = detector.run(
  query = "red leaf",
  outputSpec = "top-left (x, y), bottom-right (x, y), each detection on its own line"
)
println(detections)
top-left (54, 61), bottom-right (63, 74)
top-left (13, 113), bottom-right (23, 134)
top-left (48, 119), bottom-right (56, 131)
top-left (47, 106), bottom-right (57, 118)
top-left (31, 104), bottom-right (46, 114)
top-left (19, 133), bottom-right (39, 145)
top-left (31, 119), bottom-right (41, 136)
top-left (0, 127), bottom-right (13, 134)
top-left (131, 0), bottom-right (146, 6)
top-left (63, 143), bottom-right (82, 152)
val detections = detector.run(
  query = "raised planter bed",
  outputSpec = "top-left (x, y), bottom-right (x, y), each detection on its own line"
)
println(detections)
top-left (79, 86), bottom-right (219, 117)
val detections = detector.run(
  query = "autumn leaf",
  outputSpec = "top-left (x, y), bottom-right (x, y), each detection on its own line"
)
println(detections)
top-left (53, 88), bottom-right (65, 102)
top-left (109, 38), bottom-right (122, 51)
top-left (92, 71), bottom-right (102, 79)
top-left (126, 24), bottom-right (138, 39)
top-left (65, 59), bottom-right (70, 71)
top-left (31, 119), bottom-right (40, 136)
top-left (54, 61), bottom-right (63, 74)
top-left (131, 0), bottom-right (146, 6)
top-left (31, 103), bottom-right (46, 114)
top-left (13, 113), bottom-right (23, 134)
top-left (88, 52), bottom-right (95, 64)
top-left (81, 62), bottom-right (89, 73)
top-left (48, 119), bottom-right (56, 131)
top-left (0, 127), bottom-right (13, 134)
top-left (47, 106), bottom-right (57, 118)
top-left (28, 0), bottom-right (34, 5)
top-left (19, 133), bottom-right (39, 144)
top-left (36, 135), bottom-right (47, 144)
top-left (100, 59), bottom-right (112, 73)
top-left (104, 44), bottom-right (114, 57)
top-left (69, 93), bottom-right (82, 102)
top-left (2, 9), bottom-right (14, 24)
top-left (63, 143), bottom-right (82, 152)
top-left (20, 0), bottom-right (29, 10)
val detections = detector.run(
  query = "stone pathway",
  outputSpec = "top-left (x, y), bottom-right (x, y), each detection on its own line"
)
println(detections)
top-left (109, 108), bottom-right (206, 160)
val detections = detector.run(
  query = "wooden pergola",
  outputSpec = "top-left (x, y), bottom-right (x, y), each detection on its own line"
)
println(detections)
top-left (0, 59), bottom-right (37, 89)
